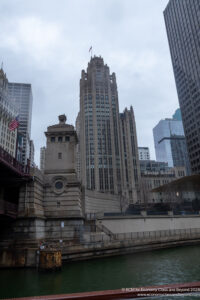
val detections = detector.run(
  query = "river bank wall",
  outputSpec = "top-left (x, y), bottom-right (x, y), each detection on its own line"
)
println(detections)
top-left (96, 213), bottom-right (200, 234)
top-left (1, 214), bottom-right (200, 268)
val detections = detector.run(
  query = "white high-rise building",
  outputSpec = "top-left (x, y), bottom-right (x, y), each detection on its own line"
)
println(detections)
top-left (138, 147), bottom-right (150, 161)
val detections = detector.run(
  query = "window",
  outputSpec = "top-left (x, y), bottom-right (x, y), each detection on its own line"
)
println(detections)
top-left (55, 181), bottom-right (63, 189)
top-left (58, 136), bottom-right (62, 142)
top-left (58, 152), bottom-right (62, 159)
top-left (51, 137), bottom-right (55, 142)
top-left (65, 136), bottom-right (70, 142)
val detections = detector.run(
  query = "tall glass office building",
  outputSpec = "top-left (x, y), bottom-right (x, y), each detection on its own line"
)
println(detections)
top-left (8, 83), bottom-right (33, 165)
top-left (164, 0), bottom-right (200, 174)
top-left (153, 116), bottom-right (190, 174)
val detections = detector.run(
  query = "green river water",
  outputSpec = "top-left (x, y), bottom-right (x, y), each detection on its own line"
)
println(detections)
top-left (0, 245), bottom-right (200, 299)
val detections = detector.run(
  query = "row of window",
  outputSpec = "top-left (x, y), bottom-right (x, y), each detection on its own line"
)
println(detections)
top-left (50, 136), bottom-right (70, 143)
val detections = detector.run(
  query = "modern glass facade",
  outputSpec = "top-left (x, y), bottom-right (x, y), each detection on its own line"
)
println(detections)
top-left (164, 0), bottom-right (200, 174)
top-left (153, 118), bottom-right (190, 174)
top-left (8, 83), bottom-right (33, 165)
top-left (172, 108), bottom-right (182, 121)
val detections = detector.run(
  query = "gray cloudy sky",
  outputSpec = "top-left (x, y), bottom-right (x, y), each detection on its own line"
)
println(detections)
top-left (0, 0), bottom-right (178, 166)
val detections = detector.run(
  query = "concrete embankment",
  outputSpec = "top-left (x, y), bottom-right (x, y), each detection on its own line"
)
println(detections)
top-left (1, 214), bottom-right (200, 267)
top-left (96, 214), bottom-right (200, 235)
top-left (45, 213), bottom-right (200, 262)
top-left (62, 229), bottom-right (200, 262)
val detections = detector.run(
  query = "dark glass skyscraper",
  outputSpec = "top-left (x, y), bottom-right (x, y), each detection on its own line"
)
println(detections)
top-left (164, 0), bottom-right (200, 174)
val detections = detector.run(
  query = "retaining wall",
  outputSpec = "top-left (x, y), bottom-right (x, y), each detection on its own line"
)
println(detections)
top-left (97, 215), bottom-right (200, 234)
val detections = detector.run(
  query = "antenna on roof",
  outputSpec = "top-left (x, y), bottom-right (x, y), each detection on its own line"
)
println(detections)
top-left (89, 46), bottom-right (93, 58)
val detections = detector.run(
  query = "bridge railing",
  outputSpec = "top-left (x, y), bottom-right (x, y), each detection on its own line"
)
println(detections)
top-left (0, 144), bottom-right (30, 176)
top-left (104, 211), bottom-right (200, 217)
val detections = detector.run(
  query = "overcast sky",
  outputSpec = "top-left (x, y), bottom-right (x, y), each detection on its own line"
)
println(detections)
top-left (0, 0), bottom-right (179, 166)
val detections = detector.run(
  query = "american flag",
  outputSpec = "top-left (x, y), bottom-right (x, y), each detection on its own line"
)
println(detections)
top-left (9, 116), bottom-right (19, 131)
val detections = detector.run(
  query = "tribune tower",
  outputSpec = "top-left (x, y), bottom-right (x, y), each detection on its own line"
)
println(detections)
top-left (79, 56), bottom-right (123, 195)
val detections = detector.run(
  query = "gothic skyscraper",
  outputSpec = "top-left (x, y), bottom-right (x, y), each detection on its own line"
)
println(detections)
top-left (80, 56), bottom-right (122, 195)
top-left (79, 56), bottom-right (141, 205)
top-left (119, 107), bottom-right (141, 203)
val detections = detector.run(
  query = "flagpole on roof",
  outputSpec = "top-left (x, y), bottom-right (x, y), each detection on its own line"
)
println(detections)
top-left (89, 46), bottom-right (93, 59)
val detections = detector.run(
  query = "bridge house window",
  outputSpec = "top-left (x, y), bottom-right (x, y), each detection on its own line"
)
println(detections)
top-left (65, 136), bottom-right (70, 142)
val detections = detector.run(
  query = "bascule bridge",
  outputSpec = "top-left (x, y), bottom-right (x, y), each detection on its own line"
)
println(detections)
top-left (0, 145), bottom-right (31, 236)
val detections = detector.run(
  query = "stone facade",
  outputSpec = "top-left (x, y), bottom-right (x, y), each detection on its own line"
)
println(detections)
top-left (80, 57), bottom-right (123, 195)
top-left (78, 57), bottom-right (142, 208)
top-left (0, 68), bottom-right (18, 157)
top-left (14, 115), bottom-right (84, 243)
top-left (75, 112), bottom-right (81, 180)
top-left (119, 107), bottom-right (141, 204)
top-left (44, 114), bottom-right (82, 219)
top-left (40, 146), bottom-right (45, 171)
top-left (84, 189), bottom-right (121, 214)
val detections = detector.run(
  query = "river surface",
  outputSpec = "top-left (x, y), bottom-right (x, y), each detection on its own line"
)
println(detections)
top-left (0, 245), bottom-right (200, 299)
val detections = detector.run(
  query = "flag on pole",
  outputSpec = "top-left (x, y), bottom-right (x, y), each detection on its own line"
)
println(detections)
top-left (9, 116), bottom-right (19, 131)
top-left (89, 46), bottom-right (92, 52)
